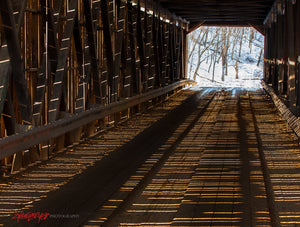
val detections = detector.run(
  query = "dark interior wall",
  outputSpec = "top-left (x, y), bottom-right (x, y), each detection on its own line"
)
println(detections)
top-left (264, 0), bottom-right (300, 115)
top-left (0, 0), bottom-right (188, 131)
top-left (0, 0), bottom-right (188, 172)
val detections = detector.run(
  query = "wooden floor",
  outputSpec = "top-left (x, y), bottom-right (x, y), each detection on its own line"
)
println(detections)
top-left (1, 88), bottom-right (300, 226)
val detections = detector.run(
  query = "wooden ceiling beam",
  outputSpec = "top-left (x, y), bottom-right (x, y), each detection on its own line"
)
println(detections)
top-left (187, 21), bottom-right (206, 34)
top-left (153, 0), bottom-right (275, 27)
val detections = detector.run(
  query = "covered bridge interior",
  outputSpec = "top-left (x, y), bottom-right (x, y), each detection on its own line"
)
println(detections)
top-left (0, 0), bottom-right (300, 226)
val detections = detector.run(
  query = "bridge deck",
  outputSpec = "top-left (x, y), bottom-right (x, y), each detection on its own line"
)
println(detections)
top-left (1, 88), bottom-right (300, 226)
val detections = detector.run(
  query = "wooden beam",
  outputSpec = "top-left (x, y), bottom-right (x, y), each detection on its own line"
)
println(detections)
top-left (128, 1), bottom-right (139, 94)
top-left (48, 0), bottom-right (78, 122)
top-left (188, 21), bottom-right (206, 34)
top-left (0, 43), bottom-right (12, 120)
top-left (32, 0), bottom-right (61, 125)
top-left (73, 16), bottom-right (90, 113)
top-left (112, 0), bottom-right (126, 101)
top-left (1, 0), bottom-right (32, 124)
top-left (0, 80), bottom-right (189, 159)
top-left (101, 0), bottom-right (114, 101)
top-left (83, 0), bottom-right (102, 104)
top-left (249, 23), bottom-right (265, 36)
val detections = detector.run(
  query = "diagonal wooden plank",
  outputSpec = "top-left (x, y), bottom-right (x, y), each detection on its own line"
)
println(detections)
top-left (90, 0), bottom-right (108, 104)
top-left (173, 22), bottom-right (181, 81)
top-left (164, 21), bottom-right (171, 84)
top-left (2, 92), bottom-right (17, 136)
top-left (48, 0), bottom-right (78, 122)
top-left (0, 0), bottom-right (27, 130)
top-left (83, 0), bottom-right (102, 104)
top-left (148, 12), bottom-right (156, 90)
top-left (168, 22), bottom-right (176, 82)
top-left (32, 0), bottom-right (61, 125)
top-left (144, 8), bottom-right (153, 90)
top-left (11, 0), bottom-right (27, 34)
top-left (176, 25), bottom-right (183, 80)
top-left (111, 0), bottom-right (126, 102)
top-left (127, 1), bottom-right (139, 95)
top-left (136, 0), bottom-right (147, 92)
top-left (157, 11), bottom-right (165, 86)
top-left (101, 0), bottom-right (115, 102)
top-left (0, 42), bottom-right (12, 120)
top-left (122, 11), bottom-right (133, 98)
top-left (159, 20), bottom-right (169, 86)
top-left (74, 16), bottom-right (91, 113)
top-left (152, 10), bottom-right (162, 87)
top-left (1, 0), bottom-right (32, 124)
top-left (133, 6), bottom-right (143, 95)
top-left (137, 1), bottom-right (153, 92)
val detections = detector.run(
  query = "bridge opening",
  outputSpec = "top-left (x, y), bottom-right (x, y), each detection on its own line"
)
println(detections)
top-left (187, 26), bottom-right (264, 89)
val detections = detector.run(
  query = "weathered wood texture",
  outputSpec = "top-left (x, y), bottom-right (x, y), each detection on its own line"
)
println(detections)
top-left (264, 0), bottom-right (300, 116)
top-left (262, 81), bottom-right (300, 138)
top-left (0, 0), bottom-right (188, 173)
top-left (157, 0), bottom-right (275, 29)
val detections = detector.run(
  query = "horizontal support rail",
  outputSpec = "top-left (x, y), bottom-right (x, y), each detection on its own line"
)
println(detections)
top-left (262, 80), bottom-right (300, 138)
top-left (0, 80), bottom-right (189, 159)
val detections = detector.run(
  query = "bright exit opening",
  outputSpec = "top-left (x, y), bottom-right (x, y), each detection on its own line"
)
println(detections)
top-left (187, 27), bottom-right (264, 89)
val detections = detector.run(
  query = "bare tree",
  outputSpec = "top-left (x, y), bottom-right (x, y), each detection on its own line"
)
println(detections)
top-left (239, 28), bottom-right (245, 57)
top-left (192, 28), bottom-right (218, 80)
top-left (257, 48), bottom-right (263, 67)
top-left (235, 60), bottom-right (239, 79)
top-left (188, 26), bottom-right (264, 84)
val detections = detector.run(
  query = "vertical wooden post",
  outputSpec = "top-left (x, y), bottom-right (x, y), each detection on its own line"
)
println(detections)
top-left (278, 2), bottom-right (285, 95)
top-left (287, 1), bottom-right (297, 113)
top-left (296, 0), bottom-right (300, 109)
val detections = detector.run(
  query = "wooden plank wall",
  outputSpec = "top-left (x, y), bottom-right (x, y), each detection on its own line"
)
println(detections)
top-left (0, 0), bottom-right (188, 173)
top-left (264, 0), bottom-right (300, 115)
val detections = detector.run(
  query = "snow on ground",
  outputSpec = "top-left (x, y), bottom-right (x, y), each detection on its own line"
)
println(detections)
top-left (188, 27), bottom-right (264, 89)
top-left (192, 61), bottom-right (263, 89)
